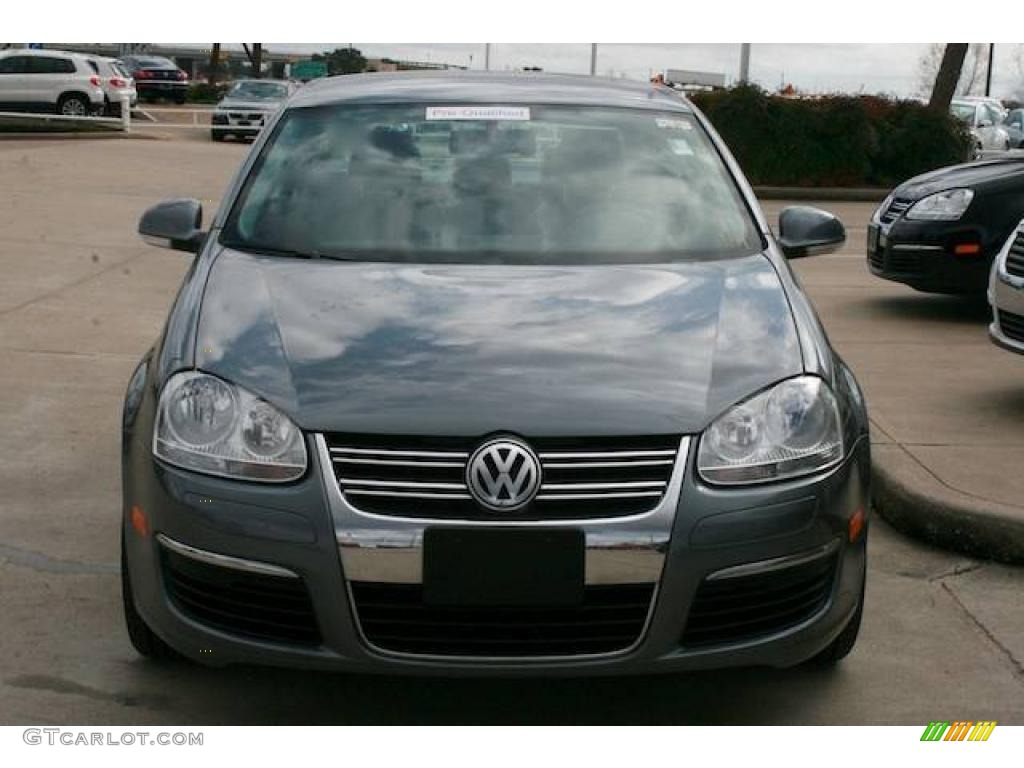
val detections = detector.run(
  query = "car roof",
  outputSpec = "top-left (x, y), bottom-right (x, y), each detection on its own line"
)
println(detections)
top-left (0, 48), bottom-right (86, 60)
top-left (288, 71), bottom-right (693, 113)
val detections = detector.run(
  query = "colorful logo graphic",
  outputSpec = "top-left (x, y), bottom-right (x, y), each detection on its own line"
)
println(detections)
top-left (920, 721), bottom-right (997, 742)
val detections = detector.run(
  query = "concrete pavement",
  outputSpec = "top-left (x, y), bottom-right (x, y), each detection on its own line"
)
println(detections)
top-left (0, 138), bottom-right (1021, 724)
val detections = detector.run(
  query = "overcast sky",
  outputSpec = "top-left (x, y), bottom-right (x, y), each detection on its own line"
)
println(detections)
top-left (239, 43), bottom-right (1024, 99)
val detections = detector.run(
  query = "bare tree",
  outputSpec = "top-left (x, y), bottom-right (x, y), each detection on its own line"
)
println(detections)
top-left (242, 44), bottom-right (263, 79)
top-left (208, 43), bottom-right (221, 86)
top-left (928, 44), bottom-right (969, 111)
top-left (919, 43), bottom-right (986, 101)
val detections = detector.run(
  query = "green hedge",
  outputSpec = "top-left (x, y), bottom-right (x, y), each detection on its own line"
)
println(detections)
top-left (691, 85), bottom-right (971, 187)
top-left (187, 82), bottom-right (231, 104)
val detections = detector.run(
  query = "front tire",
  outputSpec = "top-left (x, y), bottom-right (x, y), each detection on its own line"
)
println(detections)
top-left (57, 93), bottom-right (89, 117)
top-left (211, 129), bottom-right (225, 142)
top-left (122, 534), bottom-right (178, 661)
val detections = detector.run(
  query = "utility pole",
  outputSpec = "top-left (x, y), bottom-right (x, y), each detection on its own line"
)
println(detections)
top-left (590, 44), bottom-right (597, 76)
top-left (484, 43), bottom-right (491, 71)
top-left (985, 43), bottom-right (995, 97)
top-left (739, 43), bottom-right (751, 84)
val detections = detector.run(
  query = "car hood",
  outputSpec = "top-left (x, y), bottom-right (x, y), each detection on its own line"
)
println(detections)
top-left (217, 98), bottom-right (281, 111)
top-left (195, 248), bottom-right (803, 437)
top-left (895, 158), bottom-right (1024, 199)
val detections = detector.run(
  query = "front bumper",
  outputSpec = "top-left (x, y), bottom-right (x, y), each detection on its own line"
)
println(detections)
top-left (123, 416), bottom-right (871, 674)
top-left (211, 110), bottom-right (269, 135)
top-left (988, 251), bottom-right (1024, 355)
top-left (867, 218), bottom-right (994, 294)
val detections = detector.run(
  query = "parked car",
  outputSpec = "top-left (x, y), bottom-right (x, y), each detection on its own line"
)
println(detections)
top-left (957, 95), bottom-right (1007, 121)
top-left (122, 72), bottom-right (870, 674)
top-left (1002, 108), bottom-right (1024, 149)
top-left (988, 222), bottom-right (1024, 354)
top-left (210, 79), bottom-right (295, 141)
top-left (86, 56), bottom-right (136, 116)
top-left (868, 157), bottom-right (1024, 294)
top-left (951, 98), bottom-right (1011, 158)
top-left (118, 55), bottom-right (188, 104)
top-left (0, 48), bottom-right (105, 116)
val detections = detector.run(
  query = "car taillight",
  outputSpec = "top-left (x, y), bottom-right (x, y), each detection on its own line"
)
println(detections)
top-left (110, 78), bottom-right (127, 88)
top-left (135, 70), bottom-right (151, 79)
top-left (89, 75), bottom-right (101, 87)
top-left (176, 70), bottom-right (188, 81)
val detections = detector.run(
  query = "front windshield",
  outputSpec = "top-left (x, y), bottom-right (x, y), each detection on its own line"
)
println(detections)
top-left (228, 81), bottom-right (288, 100)
top-left (950, 103), bottom-right (975, 123)
top-left (222, 103), bottom-right (762, 263)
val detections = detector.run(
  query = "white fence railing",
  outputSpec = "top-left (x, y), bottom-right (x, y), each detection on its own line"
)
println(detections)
top-left (0, 97), bottom-right (219, 133)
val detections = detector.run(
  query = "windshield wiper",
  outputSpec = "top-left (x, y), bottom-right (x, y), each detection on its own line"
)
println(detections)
top-left (220, 242), bottom-right (326, 260)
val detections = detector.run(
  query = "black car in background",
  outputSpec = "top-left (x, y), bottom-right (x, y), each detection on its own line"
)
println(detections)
top-left (868, 158), bottom-right (1024, 295)
top-left (118, 55), bottom-right (188, 104)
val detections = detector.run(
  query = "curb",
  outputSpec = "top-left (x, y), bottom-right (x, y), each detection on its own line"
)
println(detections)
top-left (0, 131), bottom-right (159, 141)
top-left (754, 186), bottom-right (888, 202)
top-left (871, 444), bottom-right (1024, 564)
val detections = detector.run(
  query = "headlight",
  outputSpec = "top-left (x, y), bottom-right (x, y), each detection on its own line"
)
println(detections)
top-left (874, 193), bottom-right (894, 221)
top-left (153, 371), bottom-right (306, 482)
top-left (698, 376), bottom-right (843, 485)
top-left (905, 188), bottom-right (974, 221)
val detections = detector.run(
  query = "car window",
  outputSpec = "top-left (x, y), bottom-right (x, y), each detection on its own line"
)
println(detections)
top-left (111, 62), bottom-right (130, 79)
top-left (950, 102), bottom-right (976, 124)
top-left (87, 59), bottom-right (100, 75)
top-left (0, 56), bottom-right (33, 74)
top-left (223, 103), bottom-right (762, 264)
top-left (30, 57), bottom-right (76, 74)
top-left (227, 81), bottom-right (289, 100)
top-left (135, 57), bottom-right (175, 68)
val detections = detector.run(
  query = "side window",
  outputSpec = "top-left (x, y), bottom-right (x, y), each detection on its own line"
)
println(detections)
top-left (30, 57), bottom-right (77, 74)
top-left (0, 56), bottom-right (32, 74)
top-left (87, 60), bottom-right (100, 75)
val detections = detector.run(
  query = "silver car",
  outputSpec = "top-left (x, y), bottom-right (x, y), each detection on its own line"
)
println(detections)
top-left (211, 79), bottom-right (296, 141)
top-left (951, 99), bottom-right (1011, 158)
top-left (989, 222), bottom-right (1024, 354)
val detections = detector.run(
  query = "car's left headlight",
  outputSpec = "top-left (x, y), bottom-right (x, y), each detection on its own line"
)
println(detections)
top-left (153, 371), bottom-right (306, 482)
top-left (905, 188), bottom-right (974, 221)
top-left (697, 376), bottom-right (843, 485)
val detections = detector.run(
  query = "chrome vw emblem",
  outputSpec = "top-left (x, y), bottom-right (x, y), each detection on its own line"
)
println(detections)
top-left (466, 438), bottom-right (542, 511)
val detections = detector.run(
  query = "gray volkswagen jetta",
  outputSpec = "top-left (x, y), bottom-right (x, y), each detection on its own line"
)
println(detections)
top-left (122, 72), bottom-right (870, 674)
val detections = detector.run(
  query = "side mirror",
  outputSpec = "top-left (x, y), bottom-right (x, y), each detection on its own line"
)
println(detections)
top-left (139, 198), bottom-right (205, 254)
top-left (777, 206), bottom-right (846, 259)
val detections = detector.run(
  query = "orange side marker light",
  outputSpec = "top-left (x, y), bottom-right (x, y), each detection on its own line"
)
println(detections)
top-left (848, 507), bottom-right (866, 543)
top-left (954, 243), bottom-right (981, 256)
top-left (130, 504), bottom-right (149, 537)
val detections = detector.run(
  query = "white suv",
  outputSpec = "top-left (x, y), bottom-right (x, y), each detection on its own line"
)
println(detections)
top-left (0, 49), bottom-right (106, 116)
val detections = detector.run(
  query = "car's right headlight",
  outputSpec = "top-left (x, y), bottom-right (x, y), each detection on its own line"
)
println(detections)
top-left (905, 188), bottom-right (974, 221)
top-left (697, 376), bottom-right (843, 485)
top-left (153, 371), bottom-right (306, 482)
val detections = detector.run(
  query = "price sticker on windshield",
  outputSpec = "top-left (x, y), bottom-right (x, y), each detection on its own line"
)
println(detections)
top-left (426, 106), bottom-right (531, 121)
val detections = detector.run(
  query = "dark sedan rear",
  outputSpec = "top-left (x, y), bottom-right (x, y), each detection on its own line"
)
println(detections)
top-left (868, 158), bottom-right (1024, 295)
top-left (119, 55), bottom-right (188, 104)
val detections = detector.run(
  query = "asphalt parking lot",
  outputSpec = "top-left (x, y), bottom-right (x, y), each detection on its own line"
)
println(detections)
top-left (0, 137), bottom-right (1022, 725)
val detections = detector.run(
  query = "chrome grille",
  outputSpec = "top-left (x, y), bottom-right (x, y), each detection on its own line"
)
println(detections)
top-left (325, 434), bottom-right (680, 520)
top-left (1006, 231), bottom-right (1024, 277)
top-left (879, 198), bottom-right (912, 225)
